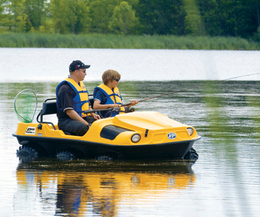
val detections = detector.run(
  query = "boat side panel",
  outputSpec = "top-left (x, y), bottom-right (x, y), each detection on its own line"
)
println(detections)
top-left (13, 134), bottom-right (197, 160)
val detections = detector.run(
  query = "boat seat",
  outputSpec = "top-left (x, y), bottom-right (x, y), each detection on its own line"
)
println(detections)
top-left (37, 98), bottom-right (57, 130)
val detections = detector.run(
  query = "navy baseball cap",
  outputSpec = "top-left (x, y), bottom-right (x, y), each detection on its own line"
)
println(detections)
top-left (69, 60), bottom-right (90, 71)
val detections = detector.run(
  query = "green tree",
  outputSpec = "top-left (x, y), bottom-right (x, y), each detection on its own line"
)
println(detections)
top-left (51, 0), bottom-right (90, 34)
top-left (197, 0), bottom-right (260, 37)
top-left (136, 0), bottom-right (186, 35)
top-left (88, 0), bottom-right (138, 34)
top-left (196, 0), bottom-right (219, 36)
top-left (6, 0), bottom-right (28, 32)
top-left (76, 0), bottom-right (91, 34)
top-left (0, 0), bottom-right (9, 29)
top-left (50, 0), bottom-right (66, 33)
top-left (0, 0), bottom-right (6, 20)
top-left (23, 0), bottom-right (46, 31)
top-left (183, 0), bottom-right (205, 35)
top-left (88, 0), bottom-right (120, 34)
top-left (1, 0), bottom-right (260, 38)
top-left (109, 1), bottom-right (139, 35)
top-left (1, 0), bottom-right (48, 32)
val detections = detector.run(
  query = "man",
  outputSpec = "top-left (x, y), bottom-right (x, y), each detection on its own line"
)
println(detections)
top-left (56, 60), bottom-right (100, 136)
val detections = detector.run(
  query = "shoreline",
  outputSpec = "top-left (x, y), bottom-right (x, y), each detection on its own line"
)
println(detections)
top-left (0, 33), bottom-right (259, 50)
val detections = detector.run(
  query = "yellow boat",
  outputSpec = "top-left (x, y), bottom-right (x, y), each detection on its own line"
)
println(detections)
top-left (13, 98), bottom-right (200, 162)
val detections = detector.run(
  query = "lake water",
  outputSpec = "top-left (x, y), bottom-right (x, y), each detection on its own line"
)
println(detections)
top-left (0, 48), bottom-right (260, 217)
top-left (1, 48), bottom-right (260, 82)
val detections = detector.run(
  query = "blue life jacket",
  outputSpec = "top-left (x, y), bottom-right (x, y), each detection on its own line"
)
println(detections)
top-left (56, 77), bottom-right (90, 117)
top-left (93, 84), bottom-right (125, 117)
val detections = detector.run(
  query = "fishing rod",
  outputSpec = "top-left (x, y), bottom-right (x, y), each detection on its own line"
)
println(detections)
top-left (123, 72), bottom-right (260, 106)
top-left (83, 107), bottom-right (120, 114)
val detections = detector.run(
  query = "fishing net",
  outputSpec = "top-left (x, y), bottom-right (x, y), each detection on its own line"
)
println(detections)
top-left (14, 89), bottom-right (38, 123)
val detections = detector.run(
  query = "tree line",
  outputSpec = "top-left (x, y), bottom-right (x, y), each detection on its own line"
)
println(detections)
top-left (1, 0), bottom-right (260, 39)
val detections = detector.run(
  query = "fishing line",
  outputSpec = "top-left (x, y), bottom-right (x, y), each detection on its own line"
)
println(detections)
top-left (123, 72), bottom-right (260, 106)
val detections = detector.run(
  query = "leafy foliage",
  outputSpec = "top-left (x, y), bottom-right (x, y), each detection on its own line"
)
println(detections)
top-left (0, 0), bottom-right (260, 39)
top-left (109, 1), bottom-right (139, 35)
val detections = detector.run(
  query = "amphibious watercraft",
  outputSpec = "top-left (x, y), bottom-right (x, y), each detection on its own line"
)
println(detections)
top-left (13, 98), bottom-right (200, 162)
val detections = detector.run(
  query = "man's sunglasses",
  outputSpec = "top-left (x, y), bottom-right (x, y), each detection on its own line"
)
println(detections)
top-left (114, 78), bottom-right (120, 82)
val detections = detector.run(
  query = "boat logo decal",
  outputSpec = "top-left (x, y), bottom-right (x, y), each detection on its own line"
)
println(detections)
top-left (25, 127), bottom-right (36, 135)
top-left (168, 132), bottom-right (176, 140)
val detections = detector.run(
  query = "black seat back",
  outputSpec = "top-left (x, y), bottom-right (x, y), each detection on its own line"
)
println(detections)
top-left (37, 98), bottom-right (57, 129)
top-left (41, 100), bottom-right (57, 116)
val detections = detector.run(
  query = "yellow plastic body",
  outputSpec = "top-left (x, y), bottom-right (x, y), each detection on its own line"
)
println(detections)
top-left (15, 111), bottom-right (199, 146)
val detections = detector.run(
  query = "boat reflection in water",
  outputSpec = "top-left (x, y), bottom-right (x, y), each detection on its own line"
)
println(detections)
top-left (16, 160), bottom-right (196, 216)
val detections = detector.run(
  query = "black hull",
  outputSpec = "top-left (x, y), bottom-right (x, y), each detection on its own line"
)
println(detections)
top-left (13, 134), bottom-right (198, 160)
